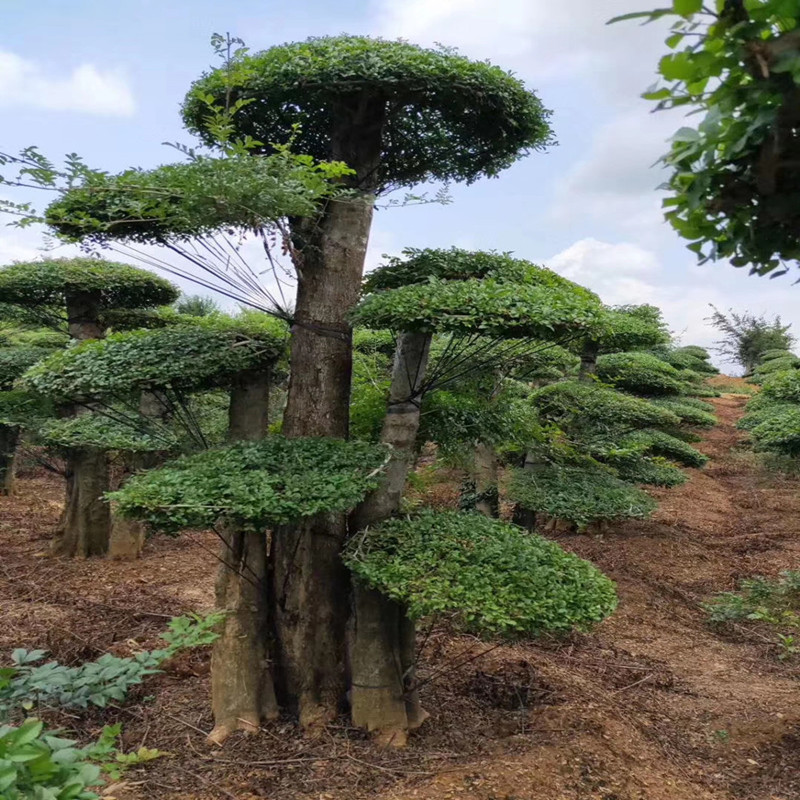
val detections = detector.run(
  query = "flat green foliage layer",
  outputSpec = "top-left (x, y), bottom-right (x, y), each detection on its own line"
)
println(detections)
top-left (22, 317), bottom-right (287, 402)
top-left (596, 352), bottom-right (685, 396)
top-left (37, 414), bottom-right (178, 453)
top-left (346, 510), bottom-right (617, 636)
top-left (0, 718), bottom-right (102, 800)
top-left (48, 152), bottom-right (347, 246)
top-left (0, 347), bottom-right (51, 390)
top-left (363, 248), bottom-right (579, 292)
top-left (609, 453), bottom-right (688, 488)
top-left (0, 258), bottom-right (178, 310)
top-left (622, 2), bottom-right (800, 275)
top-left (111, 436), bottom-right (388, 532)
top-left (705, 571), bottom-right (800, 659)
top-left (352, 277), bottom-right (601, 338)
top-left (0, 390), bottom-right (51, 428)
top-left (760, 368), bottom-right (800, 403)
top-left (508, 465), bottom-right (657, 528)
top-left (753, 355), bottom-right (800, 376)
top-left (649, 397), bottom-right (718, 427)
top-left (760, 349), bottom-right (797, 362)
top-left (183, 35), bottom-right (552, 188)
top-left (654, 346), bottom-right (719, 374)
top-left (532, 381), bottom-right (680, 431)
top-left (591, 305), bottom-right (671, 354)
top-left (620, 429), bottom-right (708, 468)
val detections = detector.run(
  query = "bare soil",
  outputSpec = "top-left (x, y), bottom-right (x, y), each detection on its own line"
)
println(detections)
top-left (1, 391), bottom-right (798, 800)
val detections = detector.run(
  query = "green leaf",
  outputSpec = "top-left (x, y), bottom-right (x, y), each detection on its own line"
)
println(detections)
top-left (673, 0), bottom-right (702, 15)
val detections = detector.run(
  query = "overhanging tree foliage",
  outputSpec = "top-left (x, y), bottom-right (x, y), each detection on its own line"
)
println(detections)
top-left (614, 0), bottom-right (800, 276)
top-left (0, 258), bottom-right (179, 557)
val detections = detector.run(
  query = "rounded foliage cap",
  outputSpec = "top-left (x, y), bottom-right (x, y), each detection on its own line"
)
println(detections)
top-left (21, 315), bottom-right (288, 402)
top-left (183, 36), bottom-right (553, 189)
top-left (0, 258), bottom-right (179, 310)
top-left (110, 436), bottom-right (389, 532)
top-left (354, 249), bottom-right (601, 338)
top-left (345, 509), bottom-right (617, 637)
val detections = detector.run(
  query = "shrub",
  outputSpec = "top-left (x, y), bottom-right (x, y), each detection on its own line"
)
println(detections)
top-left (111, 437), bottom-right (389, 532)
top-left (747, 406), bottom-right (800, 457)
top-left (352, 276), bottom-right (601, 339)
top-left (0, 613), bottom-right (221, 721)
top-left (621, 429), bottom-right (708, 468)
top-left (22, 318), bottom-right (287, 403)
top-left (596, 352), bottom-right (685, 396)
top-left (37, 414), bottom-right (179, 453)
top-left (0, 258), bottom-right (178, 311)
top-left (508, 465), bottom-right (656, 528)
top-left (753, 356), bottom-right (800, 376)
top-left (760, 349), bottom-right (797, 363)
top-left (609, 453), bottom-right (688, 487)
top-left (532, 381), bottom-right (680, 431)
top-left (0, 718), bottom-right (102, 800)
top-left (761, 369), bottom-right (800, 404)
top-left (345, 510), bottom-right (617, 637)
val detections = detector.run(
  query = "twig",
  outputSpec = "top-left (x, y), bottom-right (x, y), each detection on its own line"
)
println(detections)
top-left (610, 674), bottom-right (655, 695)
top-left (165, 713), bottom-right (211, 738)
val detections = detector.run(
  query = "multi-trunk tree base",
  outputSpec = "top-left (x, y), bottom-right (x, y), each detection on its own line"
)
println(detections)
top-left (208, 526), bottom-right (277, 745)
top-left (52, 448), bottom-right (111, 558)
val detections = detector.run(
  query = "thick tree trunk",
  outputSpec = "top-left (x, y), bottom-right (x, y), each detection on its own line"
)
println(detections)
top-left (512, 449), bottom-right (543, 532)
top-left (272, 93), bottom-right (386, 727)
top-left (350, 331), bottom-right (432, 744)
top-left (208, 371), bottom-right (278, 743)
top-left (578, 339), bottom-right (599, 382)
top-left (52, 447), bottom-right (112, 557)
top-left (108, 390), bottom-right (171, 560)
top-left (0, 424), bottom-right (19, 496)
top-left (54, 291), bottom-right (111, 557)
top-left (227, 371), bottom-right (270, 442)
top-left (473, 442), bottom-right (499, 518)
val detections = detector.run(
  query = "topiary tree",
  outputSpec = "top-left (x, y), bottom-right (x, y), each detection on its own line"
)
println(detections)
top-left (19, 310), bottom-right (284, 559)
top-left (346, 248), bottom-right (601, 741)
top-left (596, 351), bottom-right (687, 396)
top-left (179, 37), bottom-right (554, 725)
top-left (0, 258), bottom-right (178, 557)
top-left (110, 435), bottom-right (390, 740)
top-left (576, 304), bottom-right (670, 381)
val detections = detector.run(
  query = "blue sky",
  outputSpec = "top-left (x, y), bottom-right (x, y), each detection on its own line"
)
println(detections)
top-left (2, 0), bottom-right (798, 368)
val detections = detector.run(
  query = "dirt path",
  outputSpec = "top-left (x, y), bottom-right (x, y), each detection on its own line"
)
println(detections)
top-left (0, 393), bottom-right (798, 800)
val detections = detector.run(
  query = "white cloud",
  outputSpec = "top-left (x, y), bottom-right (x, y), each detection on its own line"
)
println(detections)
top-left (550, 106), bottom-right (681, 243)
top-left (0, 51), bottom-right (135, 116)
top-left (372, 0), bottom-right (669, 101)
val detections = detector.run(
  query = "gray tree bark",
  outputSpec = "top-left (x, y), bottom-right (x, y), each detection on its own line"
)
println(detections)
top-left (53, 291), bottom-right (111, 557)
top-left (271, 92), bottom-right (386, 728)
top-left (0, 424), bottom-right (19, 496)
top-left (349, 331), bottom-right (432, 745)
top-left (208, 371), bottom-right (277, 744)
top-left (578, 339), bottom-right (599, 383)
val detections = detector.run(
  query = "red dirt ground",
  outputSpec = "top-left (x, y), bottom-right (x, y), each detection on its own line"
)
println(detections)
top-left (1, 390), bottom-right (798, 800)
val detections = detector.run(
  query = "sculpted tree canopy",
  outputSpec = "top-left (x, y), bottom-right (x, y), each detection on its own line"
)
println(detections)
top-left (182, 36), bottom-right (553, 192)
top-left (614, 0), bottom-right (800, 275)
